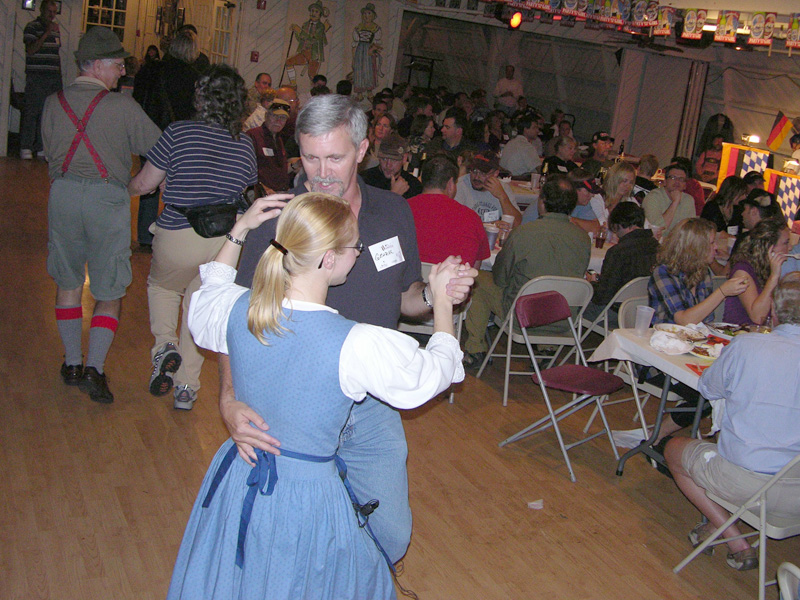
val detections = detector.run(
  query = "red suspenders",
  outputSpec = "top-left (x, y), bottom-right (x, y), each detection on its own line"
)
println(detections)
top-left (56, 89), bottom-right (110, 180)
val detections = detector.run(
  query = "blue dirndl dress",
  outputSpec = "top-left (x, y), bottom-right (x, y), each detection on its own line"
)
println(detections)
top-left (166, 294), bottom-right (396, 599)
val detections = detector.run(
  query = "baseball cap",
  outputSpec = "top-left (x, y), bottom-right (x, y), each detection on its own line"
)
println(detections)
top-left (568, 168), bottom-right (602, 194)
top-left (377, 134), bottom-right (407, 161)
top-left (591, 131), bottom-right (615, 144)
top-left (268, 99), bottom-right (291, 118)
top-left (468, 151), bottom-right (501, 173)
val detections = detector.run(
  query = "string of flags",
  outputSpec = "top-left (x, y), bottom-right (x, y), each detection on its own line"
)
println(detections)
top-left (482, 1), bottom-right (800, 50)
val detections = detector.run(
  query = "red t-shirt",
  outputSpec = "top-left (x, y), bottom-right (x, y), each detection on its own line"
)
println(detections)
top-left (407, 193), bottom-right (491, 267)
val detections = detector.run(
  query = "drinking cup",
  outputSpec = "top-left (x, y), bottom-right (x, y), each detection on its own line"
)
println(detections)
top-left (634, 305), bottom-right (655, 337)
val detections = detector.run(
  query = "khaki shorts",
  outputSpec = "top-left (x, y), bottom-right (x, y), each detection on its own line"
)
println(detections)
top-left (46, 177), bottom-right (132, 301)
top-left (682, 440), bottom-right (800, 519)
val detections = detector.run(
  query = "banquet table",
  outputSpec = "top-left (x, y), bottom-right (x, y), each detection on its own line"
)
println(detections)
top-left (481, 243), bottom-right (608, 272)
top-left (589, 328), bottom-right (711, 475)
top-left (507, 181), bottom-right (539, 211)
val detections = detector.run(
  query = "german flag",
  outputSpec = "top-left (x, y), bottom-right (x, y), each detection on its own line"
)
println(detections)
top-left (767, 111), bottom-right (793, 151)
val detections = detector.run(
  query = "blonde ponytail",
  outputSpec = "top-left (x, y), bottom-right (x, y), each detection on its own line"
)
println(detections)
top-left (247, 193), bottom-right (357, 344)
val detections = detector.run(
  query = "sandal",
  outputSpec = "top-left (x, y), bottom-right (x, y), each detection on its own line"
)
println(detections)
top-left (688, 521), bottom-right (716, 556)
top-left (726, 547), bottom-right (758, 571)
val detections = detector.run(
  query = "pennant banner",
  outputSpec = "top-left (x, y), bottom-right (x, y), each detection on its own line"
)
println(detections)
top-left (681, 9), bottom-right (708, 39)
top-left (748, 12), bottom-right (776, 46)
top-left (716, 143), bottom-right (771, 189)
top-left (713, 11), bottom-right (739, 43)
top-left (560, 0), bottom-right (590, 18)
top-left (653, 6), bottom-right (674, 36)
top-left (787, 14), bottom-right (800, 50)
top-left (764, 169), bottom-right (800, 226)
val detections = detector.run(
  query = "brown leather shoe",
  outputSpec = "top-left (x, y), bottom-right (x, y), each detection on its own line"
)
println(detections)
top-left (78, 367), bottom-right (114, 404)
top-left (60, 363), bottom-right (83, 386)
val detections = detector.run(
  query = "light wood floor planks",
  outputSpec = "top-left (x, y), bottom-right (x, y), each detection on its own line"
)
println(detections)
top-left (0, 157), bottom-right (795, 599)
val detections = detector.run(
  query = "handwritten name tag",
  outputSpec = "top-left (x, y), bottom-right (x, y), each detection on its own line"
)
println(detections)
top-left (368, 236), bottom-right (405, 272)
top-left (262, 147), bottom-right (275, 157)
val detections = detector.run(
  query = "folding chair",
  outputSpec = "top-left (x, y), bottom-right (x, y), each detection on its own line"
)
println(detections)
top-left (498, 290), bottom-right (624, 482)
top-left (563, 276), bottom-right (650, 367)
top-left (582, 296), bottom-right (652, 436)
top-left (398, 263), bottom-right (467, 403)
top-left (778, 562), bottom-right (800, 600)
top-left (674, 453), bottom-right (800, 600)
top-left (477, 276), bottom-right (593, 407)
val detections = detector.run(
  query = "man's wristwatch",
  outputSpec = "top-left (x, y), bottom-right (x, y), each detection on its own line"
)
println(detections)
top-left (422, 283), bottom-right (433, 309)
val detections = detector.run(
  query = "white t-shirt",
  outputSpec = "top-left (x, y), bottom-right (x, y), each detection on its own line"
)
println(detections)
top-left (454, 174), bottom-right (518, 223)
top-left (499, 135), bottom-right (542, 176)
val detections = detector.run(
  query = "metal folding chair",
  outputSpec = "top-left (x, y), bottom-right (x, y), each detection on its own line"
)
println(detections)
top-left (498, 290), bottom-right (623, 482)
top-left (477, 276), bottom-right (593, 407)
top-left (674, 453), bottom-right (800, 600)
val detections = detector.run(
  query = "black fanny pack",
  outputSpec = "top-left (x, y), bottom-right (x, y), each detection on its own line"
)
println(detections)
top-left (174, 193), bottom-right (250, 238)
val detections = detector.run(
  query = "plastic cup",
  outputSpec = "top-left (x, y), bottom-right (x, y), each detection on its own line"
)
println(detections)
top-left (485, 224), bottom-right (500, 250)
top-left (634, 305), bottom-right (655, 337)
top-left (595, 230), bottom-right (607, 249)
top-left (531, 173), bottom-right (541, 189)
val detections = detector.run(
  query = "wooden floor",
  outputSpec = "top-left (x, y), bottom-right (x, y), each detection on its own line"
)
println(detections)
top-left (1, 156), bottom-right (795, 600)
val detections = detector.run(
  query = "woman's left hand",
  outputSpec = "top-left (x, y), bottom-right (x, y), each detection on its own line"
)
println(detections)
top-left (231, 194), bottom-right (293, 238)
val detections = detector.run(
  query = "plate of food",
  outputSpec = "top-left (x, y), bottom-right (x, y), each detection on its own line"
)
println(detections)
top-left (709, 323), bottom-right (772, 339)
top-left (689, 342), bottom-right (723, 361)
top-left (653, 323), bottom-right (707, 342)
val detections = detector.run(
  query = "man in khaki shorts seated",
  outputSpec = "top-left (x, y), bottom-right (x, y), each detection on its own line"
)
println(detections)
top-left (664, 275), bottom-right (800, 571)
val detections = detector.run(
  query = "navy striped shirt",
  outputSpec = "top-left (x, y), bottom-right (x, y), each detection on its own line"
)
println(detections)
top-left (24, 17), bottom-right (61, 74)
top-left (147, 121), bottom-right (258, 231)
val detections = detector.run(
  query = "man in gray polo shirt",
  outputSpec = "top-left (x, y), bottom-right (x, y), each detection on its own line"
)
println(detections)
top-left (42, 28), bottom-right (161, 403)
top-left (21, 0), bottom-right (63, 159)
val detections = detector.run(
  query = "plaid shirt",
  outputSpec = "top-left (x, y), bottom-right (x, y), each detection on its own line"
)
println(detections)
top-left (648, 264), bottom-right (713, 325)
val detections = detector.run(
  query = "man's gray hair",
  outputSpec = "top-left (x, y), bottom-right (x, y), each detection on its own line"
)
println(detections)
top-left (773, 275), bottom-right (800, 325)
top-left (295, 94), bottom-right (368, 149)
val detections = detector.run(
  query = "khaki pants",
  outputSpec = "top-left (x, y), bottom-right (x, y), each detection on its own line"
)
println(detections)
top-left (464, 271), bottom-right (505, 354)
top-left (148, 226), bottom-right (225, 390)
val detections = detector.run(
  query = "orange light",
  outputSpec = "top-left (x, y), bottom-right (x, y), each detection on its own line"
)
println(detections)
top-left (510, 11), bottom-right (522, 28)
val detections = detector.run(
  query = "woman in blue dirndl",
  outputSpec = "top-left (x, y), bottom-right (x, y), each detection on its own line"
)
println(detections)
top-left (166, 193), bottom-right (464, 599)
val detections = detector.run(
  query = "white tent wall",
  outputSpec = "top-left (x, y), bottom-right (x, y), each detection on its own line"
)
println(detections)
top-left (393, 10), bottom-right (620, 145)
top-left (698, 48), bottom-right (800, 164)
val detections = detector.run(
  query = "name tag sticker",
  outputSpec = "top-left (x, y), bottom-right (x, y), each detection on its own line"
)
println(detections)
top-left (262, 147), bottom-right (275, 157)
top-left (483, 209), bottom-right (500, 223)
top-left (368, 236), bottom-right (405, 272)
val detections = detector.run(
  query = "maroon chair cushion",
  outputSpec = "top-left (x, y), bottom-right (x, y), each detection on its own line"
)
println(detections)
top-left (532, 364), bottom-right (625, 396)
top-left (515, 291), bottom-right (572, 328)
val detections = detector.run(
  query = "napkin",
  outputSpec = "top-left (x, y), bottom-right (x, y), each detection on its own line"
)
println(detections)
top-left (650, 330), bottom-right (693, 355)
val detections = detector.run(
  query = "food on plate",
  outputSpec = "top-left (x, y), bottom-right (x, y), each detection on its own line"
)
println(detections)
top-left (709, 322), bottom-right (772, 338)
top-left (690, 342), bottom-right (723, 360)
top-left (653, 323), bottom-right (707, 342)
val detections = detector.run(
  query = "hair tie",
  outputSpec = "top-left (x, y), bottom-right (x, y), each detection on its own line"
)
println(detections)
top-left (270, 239), bottom-right (288, 255)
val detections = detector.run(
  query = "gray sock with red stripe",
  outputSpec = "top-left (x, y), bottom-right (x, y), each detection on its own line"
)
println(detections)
top-left (86, 314), bottom-right (119, 374)
top-left (56, 305), bottom-right (83, 366)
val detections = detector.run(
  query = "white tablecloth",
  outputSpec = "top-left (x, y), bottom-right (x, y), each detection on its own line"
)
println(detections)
top-left (589, 328), bottom-right (701, 390)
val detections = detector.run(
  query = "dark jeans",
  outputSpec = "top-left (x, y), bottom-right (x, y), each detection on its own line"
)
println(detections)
top-left (21, 73), bottom-right (62, 152)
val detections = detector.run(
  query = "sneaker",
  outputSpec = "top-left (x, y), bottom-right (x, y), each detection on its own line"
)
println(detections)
top-left (688, 521), bottom-right (716, 556)
top-left (149, 343), bottom-right (182, 396)
top-left (173, 385), bottom-right (197, 410)
top-left (36, 150), bottom-right (46, 160)
top-left (60, 362), bottom-right (84, 386)
top-left (78, 367), bottom-right (114, 403)
top-left (726, 547), bottom-right (758, 571)
top-left (20, 149), bottom-right (33, 160)
top-left (611, 428), bottom-right (648, 449)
